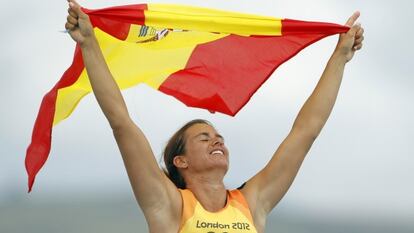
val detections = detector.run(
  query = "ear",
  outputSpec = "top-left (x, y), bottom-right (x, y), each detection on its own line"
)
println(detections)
top-left (173, 155), bottom-right (188, 169)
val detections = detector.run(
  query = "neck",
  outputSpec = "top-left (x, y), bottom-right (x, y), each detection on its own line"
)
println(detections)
top-left (185, 174), bottom-right (227, 212)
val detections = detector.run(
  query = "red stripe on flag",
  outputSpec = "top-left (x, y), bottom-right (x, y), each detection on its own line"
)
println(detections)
top-left (25, 4), bottom-right (151, 192)
top-left (159, 31), bottom-right (342, 116)
top-left (83, 4), bottom-right (148, 40)
top-left (25, 45), bottom-right (84, 192)
top-left (282, 19), bottom-right (349, 35)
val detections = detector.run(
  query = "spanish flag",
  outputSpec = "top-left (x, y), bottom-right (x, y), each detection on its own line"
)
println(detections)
top-left (26, 3), bottom-right (348, 192)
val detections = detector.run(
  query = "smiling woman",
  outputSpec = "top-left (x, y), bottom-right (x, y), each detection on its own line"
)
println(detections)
top-left (172, 121), bottom-right (229, 181)
top-left (53, 0), bottom-right (364, 232)
top-left (163, 119), bottom-right (218, 189)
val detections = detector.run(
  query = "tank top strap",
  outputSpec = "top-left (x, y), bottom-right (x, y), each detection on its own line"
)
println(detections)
top-left (178, 189), bottom-right (198, 229)
top-left (228, 189), bottom-right (255, 224)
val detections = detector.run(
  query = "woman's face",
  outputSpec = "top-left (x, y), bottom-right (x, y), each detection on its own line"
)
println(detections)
top-left (181, 123), bottom-right (229, 174)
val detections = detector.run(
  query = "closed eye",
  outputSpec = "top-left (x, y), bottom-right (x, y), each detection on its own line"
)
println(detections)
top-left (195, 132), bottom-right (225, 143)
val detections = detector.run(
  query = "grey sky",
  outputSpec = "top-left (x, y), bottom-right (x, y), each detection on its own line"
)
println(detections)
top-left (1, 0), bottom-right (413, 226)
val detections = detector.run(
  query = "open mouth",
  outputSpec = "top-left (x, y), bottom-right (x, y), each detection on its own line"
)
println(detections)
top-left (210, 149), bottom-right (224, 155)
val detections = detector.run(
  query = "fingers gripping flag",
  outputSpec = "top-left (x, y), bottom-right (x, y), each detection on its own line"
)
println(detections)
top-left (26, 3), bottom-right (349, 192)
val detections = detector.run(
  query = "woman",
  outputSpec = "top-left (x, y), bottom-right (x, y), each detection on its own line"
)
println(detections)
top-left (65, 0), bottom-right (364, 232)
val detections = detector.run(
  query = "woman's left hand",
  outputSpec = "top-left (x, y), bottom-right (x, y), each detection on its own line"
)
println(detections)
top-left (335, 11), bottom-right (364, 62)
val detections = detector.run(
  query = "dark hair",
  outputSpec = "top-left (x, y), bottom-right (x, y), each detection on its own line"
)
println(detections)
top-left (163, 119), bottom-right (212, 189)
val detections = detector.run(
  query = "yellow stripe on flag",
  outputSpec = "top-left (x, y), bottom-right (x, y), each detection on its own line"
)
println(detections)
top-left (146, 4), bottom-right (282, 36)
top-left (53, 27), bottom-right (226, 125)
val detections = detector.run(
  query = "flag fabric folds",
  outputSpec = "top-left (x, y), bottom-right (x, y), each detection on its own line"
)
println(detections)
top-left (26, 3), bottom-right (349, 192)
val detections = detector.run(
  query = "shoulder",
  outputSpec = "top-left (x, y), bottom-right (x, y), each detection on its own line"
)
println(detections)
top-left (238, 183), bottom-right (267, 231)
top-left (229, 187), bottom-right (248, 206)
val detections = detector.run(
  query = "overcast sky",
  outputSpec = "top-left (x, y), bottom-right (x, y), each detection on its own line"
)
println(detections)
top-left (1, 0), bottom-right (413, 224)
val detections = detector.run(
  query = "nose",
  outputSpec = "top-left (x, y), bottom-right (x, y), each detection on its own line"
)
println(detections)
top-left (212, 137), bottom-right (224, 146)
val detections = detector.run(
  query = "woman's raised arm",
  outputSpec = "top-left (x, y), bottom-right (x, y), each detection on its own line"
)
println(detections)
top-left (240, 12), bottom-right (364, 226)
top-left (65, 0), bottom-right (182, 230)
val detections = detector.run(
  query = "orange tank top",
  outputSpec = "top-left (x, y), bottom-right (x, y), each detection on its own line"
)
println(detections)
top-left (178, 189), bottom-right (258, 233)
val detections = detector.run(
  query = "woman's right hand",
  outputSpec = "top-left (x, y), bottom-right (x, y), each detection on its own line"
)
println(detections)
top-left (65, 0), bottom-right (94, 46)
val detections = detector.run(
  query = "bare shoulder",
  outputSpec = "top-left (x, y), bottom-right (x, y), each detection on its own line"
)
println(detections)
top-left (239, 181), bottom-right (268, 232)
